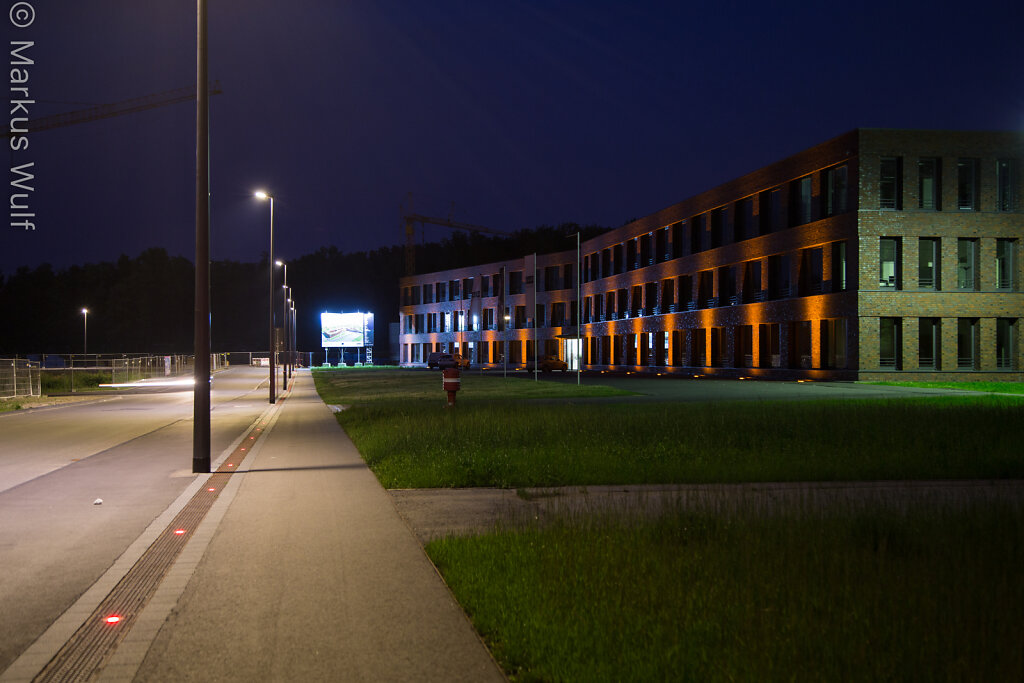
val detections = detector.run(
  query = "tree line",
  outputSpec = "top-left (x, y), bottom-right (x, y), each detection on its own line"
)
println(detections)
top-left (0, 223), bottom-right (607, 360)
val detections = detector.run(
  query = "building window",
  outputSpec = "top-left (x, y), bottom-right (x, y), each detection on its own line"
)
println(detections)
top-left (997, 159), bottom-right (1018, 211)
top-left (690, 215), bottom-right (704, 253)
top-left (918, 238), bottom-right (940, 290)
top-left (509, 271), bottom-right (523, 295)
top-left (997, 319), bottom-right (1017, 369)
top-left (957, 239), bottom-right (978, 290)
top-left (743, 260), bottom-right (763, 302)
top-left (957, 158), bottom-right (979, 211)
top-left (825, 318), bottom-right (847, 369)
top-left (918, 158), bottom-right (941, 210)
top-left (630, 285), bottom-right (642, 318)
top-left (768, 253), bottom-right (791, 299)
top-left (880, 157), bottom-right (902, 209)
top-left (718, 266), bottom-right (736, 305)
top-left (678, 275), bottom-right (693, 310)
top-left (671, 221), bottom-right (684, 259)
top-left (709, 209), bottom-right (723, 249)
top-left (879, 237), bottom-right (900, 289)
top-left (645, 282), bottom-right (658, 316)
top-left (825, 165), bottom-right (848, 216)
top-left (957, 318), bottom-right (978, 369)
top-left (698, 270), bottom-right (715, 308)
top-left (655, 228), bottom-right (669, 264)
top-left (770, 189), bottom-right (785, 231)
top-left (660, 278), bottom-right (674, 313)
top-left (800, 247), bottom-right (823, 295)
top-left (791, 176), bottom-right (812, 225)
top-left (996, 239), bottom-right (1016, 290)
top-left (832, 241), bottom-right (847, 291)
top-left (919, 318), bottom-right (940, 369)
top-left (879, 317), bottom-right (901, 369)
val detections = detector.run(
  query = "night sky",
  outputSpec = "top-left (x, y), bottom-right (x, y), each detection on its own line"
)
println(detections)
top-left (5, 0), bottom-right (1023, 276)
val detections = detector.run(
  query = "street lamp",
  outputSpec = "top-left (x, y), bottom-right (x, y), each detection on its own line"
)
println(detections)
top-left (81, 308), bottom-right (89, 355)
top-left (277, 259), bottom-right (290, 383)
top-left (255, 190), bottom-right (276, 403)
top-left (282, 283), bottom-right (292, 383)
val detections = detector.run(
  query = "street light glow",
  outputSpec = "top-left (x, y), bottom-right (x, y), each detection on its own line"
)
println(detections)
top-left (254, 190), bottom-right (269, 200)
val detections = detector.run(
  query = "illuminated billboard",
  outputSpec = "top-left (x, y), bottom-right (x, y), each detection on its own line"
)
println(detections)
top-left (321, 312), bottom-right (374, 348)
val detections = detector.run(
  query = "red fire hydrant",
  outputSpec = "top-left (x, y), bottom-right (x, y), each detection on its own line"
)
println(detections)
top-left (442, 368), bottom-right (461, 407)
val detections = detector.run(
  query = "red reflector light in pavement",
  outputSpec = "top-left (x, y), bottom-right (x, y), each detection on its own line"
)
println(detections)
top-left (208, 487), bottom-right (216, 492)
top-left (104, 616), bottom-right (121, 624)
top-left (174, 529), bottom-right (186, 535)
top-left (227, 464), bottom-right (234, 467)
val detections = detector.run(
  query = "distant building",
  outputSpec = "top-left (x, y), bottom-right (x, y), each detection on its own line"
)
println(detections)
top-left (398, 129), bottom-right (1023, 380)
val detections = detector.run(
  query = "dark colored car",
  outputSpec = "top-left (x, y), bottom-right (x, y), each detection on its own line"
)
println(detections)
top-left (526, 355), bottom-right (569, 372)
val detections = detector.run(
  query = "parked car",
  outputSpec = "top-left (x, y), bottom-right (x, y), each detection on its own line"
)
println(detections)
top-left (526, 355), bottom-right (568, 372)
top-left (427, 352), bottom-right (470, 370)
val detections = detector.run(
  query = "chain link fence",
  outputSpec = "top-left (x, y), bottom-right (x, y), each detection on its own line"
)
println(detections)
top-left (0, 358), bottom-right (41, 399)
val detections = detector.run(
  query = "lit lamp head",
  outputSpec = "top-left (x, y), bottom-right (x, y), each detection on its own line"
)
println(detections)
top-left (254, 190), bottom-right (270, 201)
top-left (81, 308), bottom-right (88, 315)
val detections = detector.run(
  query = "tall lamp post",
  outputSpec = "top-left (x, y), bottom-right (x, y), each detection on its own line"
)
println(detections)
top-left (276, 258), bottom-right (289, 383)
top-left (255, 191), bottom-right (276, 403)
top-left (193, 0), bottom-right (211, 473)
top-left (282, 284), bottom-right (292, 382)
top-left (81, 308), bottom-right (89, 355)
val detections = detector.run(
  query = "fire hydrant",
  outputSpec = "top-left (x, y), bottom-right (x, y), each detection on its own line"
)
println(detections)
top-left (442, 368), bottom-right (461, 407)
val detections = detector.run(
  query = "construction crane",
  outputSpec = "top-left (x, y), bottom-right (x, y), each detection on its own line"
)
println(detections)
top-left (6, 82), bottom-right (222, 138)
top-left (403, 211), bottom-right (508, 276)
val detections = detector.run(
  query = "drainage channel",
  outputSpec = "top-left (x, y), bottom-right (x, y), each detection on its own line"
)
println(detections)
top-left (31, 401), bottom-right (283, 683)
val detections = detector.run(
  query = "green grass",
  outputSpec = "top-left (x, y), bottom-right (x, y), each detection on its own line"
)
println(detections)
top-left (312, 368), bottom-right (632, 404)
top-left (40, 371), bottom-right (113, 393)
top-left (428, 499), bottom-right (1024, 681)
top-left (870, 380), bottom-right (1024, 394)
top-left (333, 396), bottom-right (1024, 488)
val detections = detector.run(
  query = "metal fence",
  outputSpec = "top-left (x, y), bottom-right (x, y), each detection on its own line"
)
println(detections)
top-left (0, 358), bottom-right (41, 399)
top-left (3, 353), bottom-right (234, 397)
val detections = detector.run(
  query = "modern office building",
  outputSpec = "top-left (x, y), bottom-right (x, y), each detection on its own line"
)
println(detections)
top-left (398, 129), bottom-right (1023, 380)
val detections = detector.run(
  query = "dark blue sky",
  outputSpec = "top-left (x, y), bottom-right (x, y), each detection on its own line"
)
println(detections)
top-left (5, 0), bottom-right (1023, 275)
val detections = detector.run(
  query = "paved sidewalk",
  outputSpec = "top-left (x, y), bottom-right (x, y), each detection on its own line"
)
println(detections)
top-left (130, 371), bottom-right (503, 681)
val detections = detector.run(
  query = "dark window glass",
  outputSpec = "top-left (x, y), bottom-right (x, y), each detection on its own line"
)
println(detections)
top-left (880, 158), bottom-right (901, 209)
top-left (957, 158), bottom-right (979, 211)
top-left (879, 238), bottom-right (900, 289)
top-left (918, 158), bottom-right (941, 210)
top-left (998, 159), bottom-right (1018, 211)
top-left (957, 239), bottom-right (977, 290)
top-left (918, 238), bottom-right (939, 290)
top-left (826, 165), bottom-right (848, 216)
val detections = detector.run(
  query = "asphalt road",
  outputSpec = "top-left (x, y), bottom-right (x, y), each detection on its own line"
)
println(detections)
top-left (0, 366), bottom-right (274, 672)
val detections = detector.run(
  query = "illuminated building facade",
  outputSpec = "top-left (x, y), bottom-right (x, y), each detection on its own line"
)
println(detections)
top-left (399, 129), bottom-right (1023, 380)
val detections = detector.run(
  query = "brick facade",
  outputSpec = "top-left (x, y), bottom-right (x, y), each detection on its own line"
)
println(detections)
top-left (399, 129), bottom-right (1024, 381)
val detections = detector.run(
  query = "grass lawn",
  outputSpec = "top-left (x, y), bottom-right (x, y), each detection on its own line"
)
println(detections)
top-left (428, 499), bottom-right (1024, 681)
top-left (314, 369), bottom-right (1024, 680)
top-left (869, 380), bottom-right (1024, 394)
top-left (312, 367), bottom-right (633, 404)
top-left (314, 368), bottom-right (1024, 486)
